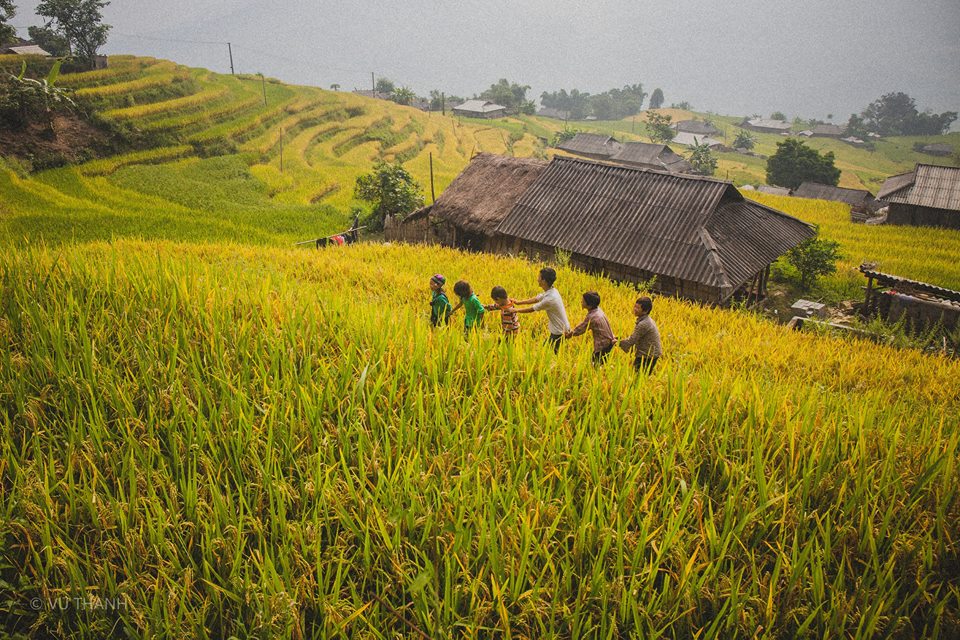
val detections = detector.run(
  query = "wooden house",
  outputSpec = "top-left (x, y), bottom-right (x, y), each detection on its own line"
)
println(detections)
top-left (387, 153), bottom-right (814, 304)
top-left (556, 133), bottom-right (622, 160)
top-left (607, 142), bottom-right (693, 173)
top-left (878, 163), bottom-right (960, 229)
top-left (452, 99), bottom-right (507, 119)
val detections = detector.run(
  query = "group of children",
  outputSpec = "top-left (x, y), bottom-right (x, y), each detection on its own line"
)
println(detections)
top-left (428, 267), bottom-right (662, 372)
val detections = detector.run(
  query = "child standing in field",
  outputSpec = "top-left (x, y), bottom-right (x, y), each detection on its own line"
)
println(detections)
top-left (618, 295), bottom-right (662, 373)
top-left (451, 280), bottom-right (485, 336)
top-left (484, 286), bottom-right (520, 338)
top-left (429, 274), bottom-right (452, 327)
top-left (565, 291), bottom-right (616, 365)
top-left (514, 267), bottom-right (571, 352)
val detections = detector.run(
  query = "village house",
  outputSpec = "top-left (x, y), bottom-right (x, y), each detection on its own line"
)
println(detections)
top-left (918, 143), bottom-right (954, 157)
top-left (810, 123), bottom-right (846, 138)
top-left (607, 142), bottom-right (693, 173)
top-left (668, 131), bottom-right (725, 149)
top-left (740, 118), bottom-right (792, 134)
top-left (878, 163), bottom-right (960, 229)
top-left (0, 43), bottom-right (51, 56)
top-left (452, 99), bottom-right (507, 119)
top-left (556, 133), bottom-right (622, 160)
top-left (673, 119), bottom-right (721, 136)
top-left (386, 153), bottom-right (814, 304)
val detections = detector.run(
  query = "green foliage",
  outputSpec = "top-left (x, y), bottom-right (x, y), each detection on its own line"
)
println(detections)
top-left (687, 139), bottom-right (717, 176)
top-left (646, 111), bottom-right (675, 143)
top-left (649, 87), bottom-right (664, 110)
top-left (785, 231), bottom-right (843, 291)
top-left (0, 0), bottom-right (16, 44)
top-left (27, 25), bottom-right (71, 56)
top-left (479, 78), bottom-right (530, 114)
top-left (390, 86), bottom-right (415, 106)
top-left (770, 111), bottom-right (786, 121)
top-left (0, 59), bottom-right (76, 129)
top-left (857, 92), bottom-right (957, 136)
top-left (374, 77), bottom-right (394, 95)
top-left (36, 0), bottom-right (111, 68)
top-left (540, 84), bottom-right (646, 120)
top-left (766, 138), bottom-right (840, 190)
top-left (551, 127), bottom-right (580, 147)
top-left (733, 130), bottom-right (756, 150)
top-left (354, 160), bottom-right (424, 230)
top-left (670, 100), bottom-right (692, 110)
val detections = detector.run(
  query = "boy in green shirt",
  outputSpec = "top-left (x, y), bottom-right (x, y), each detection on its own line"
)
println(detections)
top-left (429, 273), bottom-right (452, 327)
top-left (452, 280), bottom-right (485, 337)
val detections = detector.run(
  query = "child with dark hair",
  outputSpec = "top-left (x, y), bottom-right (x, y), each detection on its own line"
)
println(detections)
top-left (619, 295), bottom-right (662, 372)
top-left (429, 274), bottom-right (452, 327)
top-left (484, 286), bottom-right (520, 338)
top-left (451, 280), bottom-right (485, 336)
top-left (565, 290), bottom-right (616, 364)
top-left (514, 266), bottom-right (571, 352)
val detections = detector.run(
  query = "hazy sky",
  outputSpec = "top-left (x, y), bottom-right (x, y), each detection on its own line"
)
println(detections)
top-left (13, 0), bottom-right (960, 121)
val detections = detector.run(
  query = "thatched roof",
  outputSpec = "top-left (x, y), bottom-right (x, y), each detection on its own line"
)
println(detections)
top-left (425, 153), bottom-right (548, 234)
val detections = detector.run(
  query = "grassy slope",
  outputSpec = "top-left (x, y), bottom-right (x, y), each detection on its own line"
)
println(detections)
top-left (1, 56), bottom-right (959, 638)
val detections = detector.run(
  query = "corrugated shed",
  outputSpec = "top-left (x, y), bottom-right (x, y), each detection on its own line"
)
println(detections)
top-left (557, 133), bottom-right (622, 158)
top-left (878, 164), bottom-right (960, 210)
top-left (758, 185), bottom-right (791, 196)
top-left (496, 157), bottom-right (813, 297)
top-left (794, 182), bottom-right (876, 208)
top-left (608, 142), bottom-right (693, 173)
top-left (669, 132), bottom-right (723, 148)
top-left (744, 118), bottom-right (792, 131)
top-left (674, 120), bottom-right (721, 136)
top-left (453, 99), bottom-right (506, 114)
top-left (811, 124), bottom-right (846, 136)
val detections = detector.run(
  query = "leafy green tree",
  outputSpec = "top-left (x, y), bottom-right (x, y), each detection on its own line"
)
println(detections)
top-left (27, 25), bottom-right (71, 56)
top-left (646, 111), bottom-right (675, 143)
top-left (649, 88), bottom-right (664, 110)
top-left (354, 161), bottom-right (424, 231)
top-left (36, 0), bottom-right (111, 68)
top-left (480, 78), bottom-right (530, 113)
top-left (785, 231), bottom-right (842, 291)
top-left (687, 139), bottom-right (717, 176)
top-left (670, 101), bottom-right (692, 110)
top-left (860, 92), bottom-right (956, 136)
top-left (374, 77), bottom-right (395, 95)
top-left (771, 111), bottom-right (787, 121)
top-left (0, 0), bottom-right (16, 45)
top-left (390, 86), bottom-right (415, 106)
top-left (733, 130), bottom-right (755, 150)
top-left (1, 59), bottom-right (75, 131)
top-left (552, 128), bottom-right (580, 147)
top-left (766, 138), bottom-right (840, 190)
top-left (329, 83), bottom-right (340, 91)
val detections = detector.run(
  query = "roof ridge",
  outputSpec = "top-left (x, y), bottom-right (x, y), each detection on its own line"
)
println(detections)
top-left (552, 155), bottom-right (731, 185)
top-left (698, 227), bottom-right (732, 293)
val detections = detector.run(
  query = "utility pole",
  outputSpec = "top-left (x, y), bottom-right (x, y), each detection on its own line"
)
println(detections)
top-left (259, 73), bottom-right (267, 106)
top-left (429, 153), bottom-right (435, 202)
top-left (279, 128), bottom-right (284, 173)
top-left (441, 92), bottom-right (445, 116)
top-left (227, 42), bottom-right (235, 75)
top-left (371, 72), bottom-right (375, 94)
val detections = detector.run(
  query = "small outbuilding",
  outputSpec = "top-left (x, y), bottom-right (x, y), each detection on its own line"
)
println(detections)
top-left (452, 99), bottom-right (507, 119)
top-left (668, 131), bottom-right (724, 149)
top-left (878, 163), bottom-right (960, 229)
top-left (388, 153), bottom-right (815, 304)
top-left (0, 44), bottom-right (51, 56)
top-left (674, 119), bottom-right (721, 136)
top-left (740, 118), bottom-right (792, 134)
top-left (919, 143), bottom-right (954, 157)
top-left (607, 142), bottom-right (693, 173)
top-left (556, 133), bottom-right (623, 160)
top-left (810, 124), bottom-right (846, 138)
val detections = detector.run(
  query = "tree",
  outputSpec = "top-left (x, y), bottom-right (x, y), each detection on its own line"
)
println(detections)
top-left (354, 161), bottom-right (424, 231)
top-left (733, 130), bottom-right (756, 150)
top-left (390, 86), bottom-right (415, 106)
top-left (646, 111), bottom-right (675, 143)
top-left (859, 92), bottom-right (956, 136)
top-left (36, 0), bottom-right (111, 69)
top-left (770, 111), bottom-right (786, 121)
top-left (374, 77), bottom-right (395, 95)
top-left (687, 139), bottom-right (717, 176)
top-left (670, 101), bottom-right (692, 110)
top-left (330, 83), bottom-right (340, 91)
top-left (649, 88), bottom-right (664, 110)
top-left (0, 0), bottom-right (16, 45)
top-left (480, 78), bottom-right (530, 113)
top-left (785, 232), bottom-right (842, 291)
top-left (27, 25), bottom-right (71, 57)
top-left (766, 138), bottom-right (840, 190)
top-left (552, 128), bottom-right (580, 147)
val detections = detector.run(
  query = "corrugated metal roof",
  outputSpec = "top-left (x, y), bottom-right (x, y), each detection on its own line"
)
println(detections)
top-left (453, 99), bottom-right (506, 114)
top-left (495, 156), bottom-right (814, 297)
top-left (744, 118), bottom-right (792, 131)
top-left (878, 164), bottom-right (960, 210)
top-left (557, 133), bottom-right (622, 158)
top-left (811, 124), bottom-right (846, 136)
top-left (2, 45), bottom-right (51, 56)
top-left (794, 182), bottom-right (875, 207)
top-left (608, 142), bottom-right (693, 173)
top-left (669, 132), bottom-right (723, 148)
top-left (758, 185), bottom-right (791, 196)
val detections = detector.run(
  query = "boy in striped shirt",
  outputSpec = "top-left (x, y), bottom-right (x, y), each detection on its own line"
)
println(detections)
top-left (484, 286), bottom-right (520, 338)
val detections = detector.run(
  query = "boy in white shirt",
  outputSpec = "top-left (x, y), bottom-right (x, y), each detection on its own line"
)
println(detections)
top-left (514, 267), bottom-right (571, 352)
